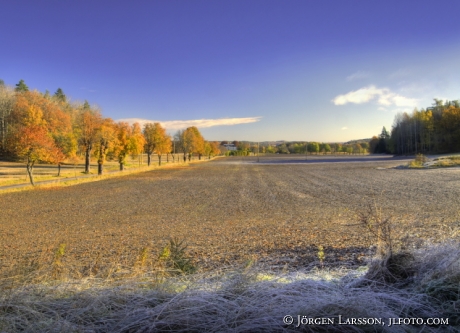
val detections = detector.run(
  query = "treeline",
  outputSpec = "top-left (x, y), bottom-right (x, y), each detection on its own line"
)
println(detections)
top-left (0, 80), bottom-right (220, 185)
top-left (371, 99), bottom-right (460, 154)
top-left (221, 140), bottom-right (369, 155)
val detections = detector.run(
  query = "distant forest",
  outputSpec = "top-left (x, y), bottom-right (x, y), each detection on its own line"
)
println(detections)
top-left (371, 99), bottom-right (460, 155)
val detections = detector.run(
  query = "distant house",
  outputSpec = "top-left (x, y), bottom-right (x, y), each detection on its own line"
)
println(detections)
top-left (223, 144), bottom-right (237, 151)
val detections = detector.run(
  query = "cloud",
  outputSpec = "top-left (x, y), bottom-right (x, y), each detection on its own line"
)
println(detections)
top-left (346, 71), bottom-right (370, 81)
top-left (332, 85), bottom-right (417, 107)
top-left (341, 127), bottom-right (348, 130)
top-left (116, 117), bottom-right (262, 130)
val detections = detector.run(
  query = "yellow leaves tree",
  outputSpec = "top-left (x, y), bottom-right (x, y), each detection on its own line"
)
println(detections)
top-left (115, 122), bottom-right (145, 170)
top-left (94, 118), bottom-right (117, 175)
top-left (75, 108), bottom-right (103, 174)
top-left (204, 141), bottom-right (221, 159)
top-left (182, 126), bottom-right (205, 161)
top-left (129, 122), bottom-right (145, 160)
top-left (143, 122), bottom-right (170, 166)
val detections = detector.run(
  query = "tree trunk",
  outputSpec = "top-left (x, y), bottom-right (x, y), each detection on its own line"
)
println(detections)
top-left (57, 163), bottom-right (61, 177)
top-left (147, 153), bottom-right (151, 166)
top-left (166, 153), bottom-right (169, 163)
top-left (84, 147), bottom-right (91, 174)
top-left (119, 163), bottom-right (124, 171)
top-left (158, 154), bottom-right (162, 166)
top-left (98, 162), bottom-right (103, 175)
top-left (183, 154), bottom-right (186, 162)
top-left (26, 159), bottom-right (35, 186)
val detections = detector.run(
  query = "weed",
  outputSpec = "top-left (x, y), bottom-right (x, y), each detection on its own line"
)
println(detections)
top-left (317, 245), bottom-right (325, 268)
top-left (52, 243), bottom-right (66, 279)
top-left (159, 238), bottom-right (197, 274)
top-left (408, 153), bottom-right (427, 168)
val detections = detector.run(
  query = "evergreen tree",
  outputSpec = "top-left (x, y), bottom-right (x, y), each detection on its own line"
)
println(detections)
top-left (54, 88), bottom-right (66, 103)
top-left (15, 79), bottom-right (29, 92)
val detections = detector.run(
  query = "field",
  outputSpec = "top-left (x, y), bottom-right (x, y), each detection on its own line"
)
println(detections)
top-left (1, 155), bottom-right (459, 281)
top-left (1, 155), bottom-right (460, 332)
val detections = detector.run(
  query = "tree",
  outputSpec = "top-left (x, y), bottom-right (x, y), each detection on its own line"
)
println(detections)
top-left (155, 133), bottom-right (171, 166)
top-left (143, 122), bottom-right (167, 166)
top-left (210, 141), bottom-right (220, 158)
top-left (94, 118), bottom-right (117, 175)
top-left (369, 136), bottom-right (379, 154)
top-left (75, 108), bottom-right (102, 173)
top-left (129, 122), bottom-right (145, 160)
top-left (182, 126), bottom-right (205, 161)
top-left (115, 122), bottom-right (131, 171)
top-left (54, 88), bottom-right (67, 103)
top-left (11, 125), bottom-right (63, 185)
top-left (0, 85), bottom-right (14, 154)
top-left (15, 79), bottom-right (29, 92)
top-left (307, 142), bottom-right (319, 154)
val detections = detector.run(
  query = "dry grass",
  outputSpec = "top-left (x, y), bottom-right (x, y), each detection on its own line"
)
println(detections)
top-left (0, 242), bottom-right (458, 332)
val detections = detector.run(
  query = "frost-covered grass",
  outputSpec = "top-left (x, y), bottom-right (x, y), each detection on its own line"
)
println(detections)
top-left (1, 243), bottom-right (458, 332)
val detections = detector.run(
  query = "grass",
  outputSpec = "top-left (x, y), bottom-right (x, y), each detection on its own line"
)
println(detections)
top-left (0, 242), bottom-right (458, 332)
top-left (0, 158), bottom-right (210, 194)
top-left (432, 156), bottom-right (460, 168)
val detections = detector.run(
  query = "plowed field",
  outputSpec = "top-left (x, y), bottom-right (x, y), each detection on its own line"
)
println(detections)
top-left (1, 156), bottom-right (459, 278)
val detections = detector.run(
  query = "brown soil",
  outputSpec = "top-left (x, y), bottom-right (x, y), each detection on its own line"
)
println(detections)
top-left (1, 156), bottom-right (459, 280)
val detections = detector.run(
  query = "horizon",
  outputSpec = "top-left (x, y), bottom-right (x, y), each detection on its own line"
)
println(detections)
top-left (2, 1), bottom-right (460, 142)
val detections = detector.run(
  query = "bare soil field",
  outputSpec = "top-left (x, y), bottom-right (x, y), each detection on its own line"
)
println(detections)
top-left (1, 155), bottom-right (460, 282)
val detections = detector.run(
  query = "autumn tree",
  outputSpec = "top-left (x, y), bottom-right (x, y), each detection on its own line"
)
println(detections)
top-left (75, 108), bottom-right (102, 173)
top-left (115, 122), bottom-right (131, 171)
top-left (206, 141), bottom-right (220, 159)
top-left (10, 125), bottom-right (62, 185)
top-left (129, 122), bottom-right (145, 160)
top-left (143, 122), bottom-right (168, 166)
top-left (155, 133), bottom-right (171, 166)
top-left (94, 118), bottom-right (117, 175)
top-left (114, 122), bottom-right (144, 170)
top-left (0, 84), bottom-right (14, 154)
top-left (181, 126), bottom-right (205, 161)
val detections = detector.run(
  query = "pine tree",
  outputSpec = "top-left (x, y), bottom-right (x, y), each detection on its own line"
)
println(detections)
top-left (15, 79), bottom-right (29, 92)
top-left (54, 88), bottom-right (66, 103)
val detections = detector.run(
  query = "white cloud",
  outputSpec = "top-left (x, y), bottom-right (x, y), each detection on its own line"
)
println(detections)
top-left (346, 71), bottom-right (370, 81)
top-left (341, 127), bottom-right (348, 130)
top-left (332, 85), bottom-right (417, 108)
top-left (116, 117), bottom-right (262, 130)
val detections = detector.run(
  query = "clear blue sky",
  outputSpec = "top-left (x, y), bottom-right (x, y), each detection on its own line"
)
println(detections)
top-left (2, 1), bottom-right (460, 142)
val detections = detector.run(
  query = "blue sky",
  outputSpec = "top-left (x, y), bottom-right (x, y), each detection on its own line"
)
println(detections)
top-left (2, 1), bottom-right (460, 142)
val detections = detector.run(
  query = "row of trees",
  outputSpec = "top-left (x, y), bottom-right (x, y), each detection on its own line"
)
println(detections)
top-left (370, 99), bottom-right (460, 154)
top-left (0, 80), bottom-right (220, 185)
top-left (222, 141), bottom-right (369, 155)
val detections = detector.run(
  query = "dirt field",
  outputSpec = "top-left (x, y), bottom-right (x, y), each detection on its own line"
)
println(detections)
top-left (1, 155), bottom-right (459, 279)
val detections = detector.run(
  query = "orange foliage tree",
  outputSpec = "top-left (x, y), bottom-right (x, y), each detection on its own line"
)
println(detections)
top-left (75, 108), bottom-right (102, 174)
top-left (11, 125), bottom-right (63, 185)
top-left (94, 118), bottom-right (117, 175)
top-left (143, 122), bottom-right (170, 166)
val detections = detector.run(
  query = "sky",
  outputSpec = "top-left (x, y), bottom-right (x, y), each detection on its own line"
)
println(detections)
top-left (2, 0), bottom-right (460, 142)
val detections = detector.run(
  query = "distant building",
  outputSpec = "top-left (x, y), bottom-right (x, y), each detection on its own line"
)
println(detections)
top-left (223, 144), bottom-right (237, 151)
